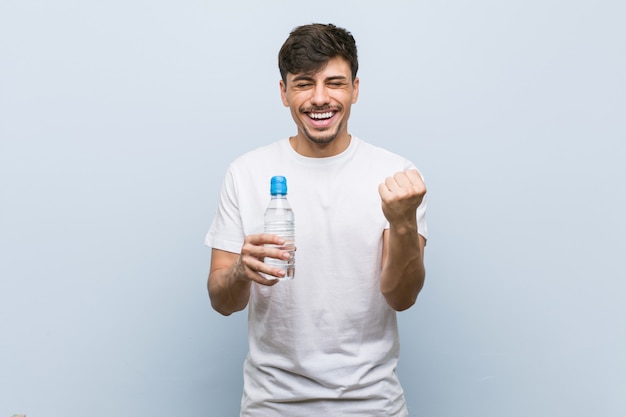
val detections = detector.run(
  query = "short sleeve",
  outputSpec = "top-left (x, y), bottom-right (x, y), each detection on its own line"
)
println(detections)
top-left (204, 165), bottom-right (245, 254)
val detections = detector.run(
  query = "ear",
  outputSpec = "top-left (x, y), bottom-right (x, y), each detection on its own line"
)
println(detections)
top-left (279, 80), bottom-right (289, 107)
top-left (351, 77), bottom-right (360, 104)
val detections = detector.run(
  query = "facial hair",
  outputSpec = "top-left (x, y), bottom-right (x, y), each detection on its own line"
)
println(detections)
top-left (300, 106), bottom-right (344, 145)
top-left (301, 123), bottom-right (343, 145)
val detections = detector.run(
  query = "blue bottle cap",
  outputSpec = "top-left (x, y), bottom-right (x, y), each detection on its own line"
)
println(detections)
top-left (270, 176), bottom-right (288, 195)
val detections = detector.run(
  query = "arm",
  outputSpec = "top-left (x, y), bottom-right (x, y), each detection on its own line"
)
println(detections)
top-left (207, 234), bottom-right (290, 316)
top-left (378, 170), bottom-right (427, 311)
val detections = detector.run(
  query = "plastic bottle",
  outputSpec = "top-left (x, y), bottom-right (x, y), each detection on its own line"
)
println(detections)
top-left (263, 176), bottom-right (295, 280)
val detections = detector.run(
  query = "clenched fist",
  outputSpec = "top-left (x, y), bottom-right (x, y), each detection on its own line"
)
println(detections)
top-left (378, 170), bottom-right (426, 226)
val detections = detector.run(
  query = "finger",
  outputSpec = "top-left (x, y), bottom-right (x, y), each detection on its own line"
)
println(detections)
top-left (378, 182), bottom-right (392, 199)
top-left (393, 171), bottom-right (412, 188)
top-left (404, 170), bottom-right (425, 188)
top-left (383, 170), bottom-right (415, 191)
top-left (245, 233), bottom-right (285, 246)
top-left (249, 272), bottom-right (281, 286)
top-left (404, 169), bottom-right (423, 184)
top-left (241, 236), bottom-right (286, 264)
top-left (252, 259), bottom-right (287, 285)
top-left (241, 256), bottom-right (282, 286)
top-left (380, 173), bottom-right (408, 197)
top-left (383, 175), bottom-right (401, 192)
top-left (392, 170), bottom-right (426, 195)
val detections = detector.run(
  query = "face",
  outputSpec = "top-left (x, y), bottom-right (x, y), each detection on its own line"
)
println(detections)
top-left (280, 56), bottom-right (359, 155)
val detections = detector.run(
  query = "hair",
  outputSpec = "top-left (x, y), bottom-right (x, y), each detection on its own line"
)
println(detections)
top-left (278, 23), bottom-right (358, 83)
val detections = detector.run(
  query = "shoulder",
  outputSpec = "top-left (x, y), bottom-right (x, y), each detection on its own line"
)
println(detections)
top-left (233, 139), bottom-right (285, 164)
top-left (226, 139), bottom-right (288, 174)
top-left (352, 136), bottom-right (414, 169)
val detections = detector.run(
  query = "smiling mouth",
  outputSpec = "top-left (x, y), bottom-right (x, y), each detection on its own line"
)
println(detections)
top-left (308, 111), bottom-right (335, 120)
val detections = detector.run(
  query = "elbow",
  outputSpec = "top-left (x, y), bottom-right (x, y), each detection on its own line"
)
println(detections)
top-left (384, 293), bottom-right (418, 312)
top-left (208, 290), bottom-right (243, 316)
top-left (207, 283), bottom-right (233, 316)
top-left (208, 287), bottom-right (247, 316)
top-left (213, 304), bottom-right (235, 316)
top-left (209, 295), bottom-right (231, 316)
top-left (394, 298), bottom-right (417, 312)
top-left (381, 273), bottom-right (425, 311)
top-left (210, 296), bottom-right (245, 316)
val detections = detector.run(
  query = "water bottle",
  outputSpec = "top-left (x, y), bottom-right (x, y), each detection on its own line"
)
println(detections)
top-left (263, 176), bottom-right (295, 280)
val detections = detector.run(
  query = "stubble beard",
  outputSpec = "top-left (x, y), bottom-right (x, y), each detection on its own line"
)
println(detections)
top-left (297, 104), bottom-right (348, 145)
top-left (300, 113), bottom-right (345, 145)
top-left (302, 125), bottom-right (341, 145)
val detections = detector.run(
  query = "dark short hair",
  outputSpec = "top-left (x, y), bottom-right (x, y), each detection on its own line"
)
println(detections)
top-left (278, 23), bottom-right (358, 83)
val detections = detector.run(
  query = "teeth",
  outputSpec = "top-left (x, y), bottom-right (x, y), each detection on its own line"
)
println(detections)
top-left (309, 112), bottom-right (333, 120)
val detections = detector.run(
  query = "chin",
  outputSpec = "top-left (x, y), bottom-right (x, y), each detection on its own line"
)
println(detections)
top-left (307, 136), bottom-right (337, 145)
top-left (303, 127), bottom-right (341, 145)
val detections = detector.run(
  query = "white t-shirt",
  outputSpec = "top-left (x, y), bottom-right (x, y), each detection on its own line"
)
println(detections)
top-left (206, 136), bottom-right (427, 417)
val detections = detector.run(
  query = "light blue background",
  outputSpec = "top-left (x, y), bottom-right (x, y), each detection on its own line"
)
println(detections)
top-left (1, 1), bottom-right (624, 416)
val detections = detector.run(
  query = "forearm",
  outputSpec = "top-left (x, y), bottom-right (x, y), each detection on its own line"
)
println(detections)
top-left (208, 256), bottom-right (252, 316)
top-left (380, 222), bottom-right (426, 311)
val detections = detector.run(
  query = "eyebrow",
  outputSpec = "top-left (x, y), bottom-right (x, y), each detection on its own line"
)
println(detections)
top-left (291, 74), bottom-right (349, 82)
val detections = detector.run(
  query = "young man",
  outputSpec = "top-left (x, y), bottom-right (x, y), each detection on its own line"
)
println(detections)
top-left (206, 23), bottom-right (427, 417)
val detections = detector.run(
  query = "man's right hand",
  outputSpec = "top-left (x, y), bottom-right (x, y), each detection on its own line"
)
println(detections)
top-left (236, 233), bottom-right (293, 284)
top-left (208, 233), bottom-right (296, 315)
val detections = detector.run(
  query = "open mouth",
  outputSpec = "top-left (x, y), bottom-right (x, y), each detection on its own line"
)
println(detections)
top-left (308, 111), bottom-right (335, 120)
top-left (305, 110), bottom-right (338, 127)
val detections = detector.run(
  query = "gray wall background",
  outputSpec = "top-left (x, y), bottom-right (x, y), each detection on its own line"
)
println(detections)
top-left (1, 1), bottom-right (624, 416)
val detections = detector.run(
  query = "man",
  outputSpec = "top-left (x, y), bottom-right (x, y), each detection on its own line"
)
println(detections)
top-left (206, 23), bottom-right (427, 417)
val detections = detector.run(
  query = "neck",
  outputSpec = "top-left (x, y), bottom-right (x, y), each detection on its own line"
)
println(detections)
top-left (289, 133), bottom-right (351, 158)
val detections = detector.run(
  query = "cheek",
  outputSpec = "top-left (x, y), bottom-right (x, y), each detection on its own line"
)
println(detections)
top-left (290, 106), bottom-right (303, 122)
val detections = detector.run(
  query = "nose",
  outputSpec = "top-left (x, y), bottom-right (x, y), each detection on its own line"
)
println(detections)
top-left (310, 83), bottom-right (330, 106)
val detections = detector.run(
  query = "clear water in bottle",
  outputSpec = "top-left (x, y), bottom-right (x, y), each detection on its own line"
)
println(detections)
top-left (263, 176), bottom-right (295, 280)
